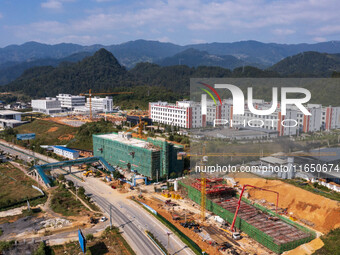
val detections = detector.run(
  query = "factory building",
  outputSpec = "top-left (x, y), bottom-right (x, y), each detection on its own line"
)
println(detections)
top-left (31, 97), bottom-right (62, 115)
top-left (56, 94), bottom-right (86, 110)
top-left (93, 132), bottom-right (184, 179)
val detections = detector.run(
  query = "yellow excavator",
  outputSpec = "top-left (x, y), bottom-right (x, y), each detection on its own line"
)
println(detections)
top-left (83, 170), bottom-right (93, 177)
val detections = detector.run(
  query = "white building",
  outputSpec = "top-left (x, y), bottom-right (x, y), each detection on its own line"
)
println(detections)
top-left (85, 96), bottom-right (113, 112)
top-left (149, 99), bottom-right (340, 136)
top-left (0, 110), bottom-right (26, 128)
top-left (149, 101), bottom-right (202, 128)
top-left (31, 97), bottom-right (62, 115)
top-left (53, 146), bottom-right (79, 159)
top-left (56, 94), bottom-right (85, 110)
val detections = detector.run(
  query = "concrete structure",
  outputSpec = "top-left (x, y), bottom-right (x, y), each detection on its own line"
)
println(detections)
top-left (0, 110), bottom-right (27, 128)
top-left (31, 97), bottom-right (62, 115)
top-left (86, 96), bottom-right (113, 112)
top-left (56, 94), bottom-right (85, 110)
top-left (53, 146), bottom-right (79, 159)
top-left (93, 132), bottom-right (184, 179)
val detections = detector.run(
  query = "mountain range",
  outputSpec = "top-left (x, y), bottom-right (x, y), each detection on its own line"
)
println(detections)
top-left (3, 40), bottom-right (340, 67)
top-left (2, 48), bottom-right (340, 108)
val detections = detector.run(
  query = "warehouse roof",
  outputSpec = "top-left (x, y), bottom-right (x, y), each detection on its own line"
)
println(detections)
top-left (53, 145), bottom-right (78, 153)
top-left (309, 147), bottom-right (340, 162)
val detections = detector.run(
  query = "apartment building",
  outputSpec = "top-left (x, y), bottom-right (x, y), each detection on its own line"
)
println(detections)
top-left (56, 94), bottom-right (85, 110)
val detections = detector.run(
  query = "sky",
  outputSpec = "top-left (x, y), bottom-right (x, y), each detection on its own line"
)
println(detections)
top-left (0, 0), bottom-right (340, 47)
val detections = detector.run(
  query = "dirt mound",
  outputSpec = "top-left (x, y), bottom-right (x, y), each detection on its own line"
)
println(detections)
top-left (58, 134), bottom-right (74, 140)
top-left (47, 127), bottom-right (59, 132)
top-left (234, 176), bottom-right (340, 233)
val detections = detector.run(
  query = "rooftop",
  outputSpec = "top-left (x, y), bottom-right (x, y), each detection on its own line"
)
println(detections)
top-left (95, 133), bottom-right (159, 151)
top-left (0, 110), bottom-right (23, 115)
top-left (53, 145), bottom-right (78, 153)
top-left (309, 147), bottom-right (340, 162)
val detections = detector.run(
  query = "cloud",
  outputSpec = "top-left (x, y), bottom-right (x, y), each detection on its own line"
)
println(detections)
top-left (5, 0), bottom-right (340, 45)
top-left (41, 1), bottom-right (63, 9)
top-left (313, 37), bottom-right (327, 42)
top-left (0, 13), bottom-right (3, 19)
top-left (272, 29), bottom-right (295, 36)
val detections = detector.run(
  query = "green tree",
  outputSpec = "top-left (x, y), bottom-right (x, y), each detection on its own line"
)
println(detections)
top-left (57, 174), bottom-right (65, 182)
top-left (78, 186), bottom-right (86, 196)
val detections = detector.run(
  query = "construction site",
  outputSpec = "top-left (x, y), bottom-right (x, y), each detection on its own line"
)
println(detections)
top-left (93, 132), bottom-right (184, 179)
top-left (176, 177), bottom-right (316, 254)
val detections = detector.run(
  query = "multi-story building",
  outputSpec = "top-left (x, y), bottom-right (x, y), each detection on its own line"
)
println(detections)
top-left (93, 132), bottom-right (184, 179)
top-left (56, 94), bottom-right (85, 110)
top-left (149, 100), bottom-right (340, 136)
top-left (31, 97), bottom-right (62, 115)
top-left (149, 101), bottom-right (201, 128)
top-left (85, 96), bottom-right (113, 112)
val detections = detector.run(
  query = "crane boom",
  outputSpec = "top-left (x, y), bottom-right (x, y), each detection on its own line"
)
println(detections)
top-left (230, 184), bottom-right (279, 232)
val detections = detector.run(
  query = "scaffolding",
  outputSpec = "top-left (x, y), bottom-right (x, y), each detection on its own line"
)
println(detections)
top-left (93, 133), bottom-right (184, 179)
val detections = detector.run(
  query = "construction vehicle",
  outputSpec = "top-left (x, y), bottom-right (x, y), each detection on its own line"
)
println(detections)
top-left (83, 170), bottom-right (93, 177)
top-left (230, 184), bottom-right (279, 237)
top-left (79, 89), bottom-right (133, 120)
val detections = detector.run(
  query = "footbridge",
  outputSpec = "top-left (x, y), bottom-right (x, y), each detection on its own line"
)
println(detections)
top-left (29, 156), bottom-right (115, 188)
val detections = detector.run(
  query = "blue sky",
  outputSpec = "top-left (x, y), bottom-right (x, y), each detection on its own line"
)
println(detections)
top-left (0, 0), bottom-right (339, 47)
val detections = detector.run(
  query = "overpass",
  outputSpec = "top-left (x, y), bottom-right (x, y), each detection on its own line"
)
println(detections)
top-left (29, 156), bottom-right (115, 188)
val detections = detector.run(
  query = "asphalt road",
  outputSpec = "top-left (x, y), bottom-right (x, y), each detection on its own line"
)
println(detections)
top-left (0, 140), bottom-right (194, 255)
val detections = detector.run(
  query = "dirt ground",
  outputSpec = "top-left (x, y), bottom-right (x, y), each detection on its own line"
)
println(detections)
top-left (58, 134), bottom-right (75, 140)
top-left (283, 237), bottom-right (324, 255)
top-left (232, 173), bottom-right (340, 233)
top-left (139, 197), bottom-right (222, 255)
top-left (47, 127), bottom-right (59, 132)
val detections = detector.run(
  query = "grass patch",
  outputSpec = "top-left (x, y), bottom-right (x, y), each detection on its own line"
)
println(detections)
top-left (50, 184), bottom-right (88, 216)
top-left (0, 240), bottom-right (15, 253)
top-left (146, 230), bottom-right (169, 255)
top-left (313, 228), bottom-right (340, 255)
top-left (0, 162), bottom-right (45, 210)
top-left (14, 119), bottom-right (77, 145)
top-left (51, 226), bottom-right (135, 255)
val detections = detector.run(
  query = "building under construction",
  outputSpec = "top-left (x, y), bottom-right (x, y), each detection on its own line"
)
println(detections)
top-left (179, 178), bottom-right (316, 254)
top-left (93, 132), bottom-right (184, 179)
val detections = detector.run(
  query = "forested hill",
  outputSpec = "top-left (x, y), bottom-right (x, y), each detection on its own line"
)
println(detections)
top-left (268, 51), bottom-right (340, 77)
top-left (2, 48), bottom-right (279, 98)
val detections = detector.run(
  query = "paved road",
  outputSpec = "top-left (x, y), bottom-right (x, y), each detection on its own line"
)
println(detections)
top-left (0, 140), bottom-right (194, 255)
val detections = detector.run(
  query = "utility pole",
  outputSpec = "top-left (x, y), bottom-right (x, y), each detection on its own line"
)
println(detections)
top-left (109, 204), bottom-right (113, 228)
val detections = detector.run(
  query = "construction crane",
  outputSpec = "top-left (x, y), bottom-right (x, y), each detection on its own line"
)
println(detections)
top-left (200, 144), bottom-right (207, 223)
top-left (79, 89), bottom-right (133, 120)
top-left (126, 116), bottom-right (147, 139)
